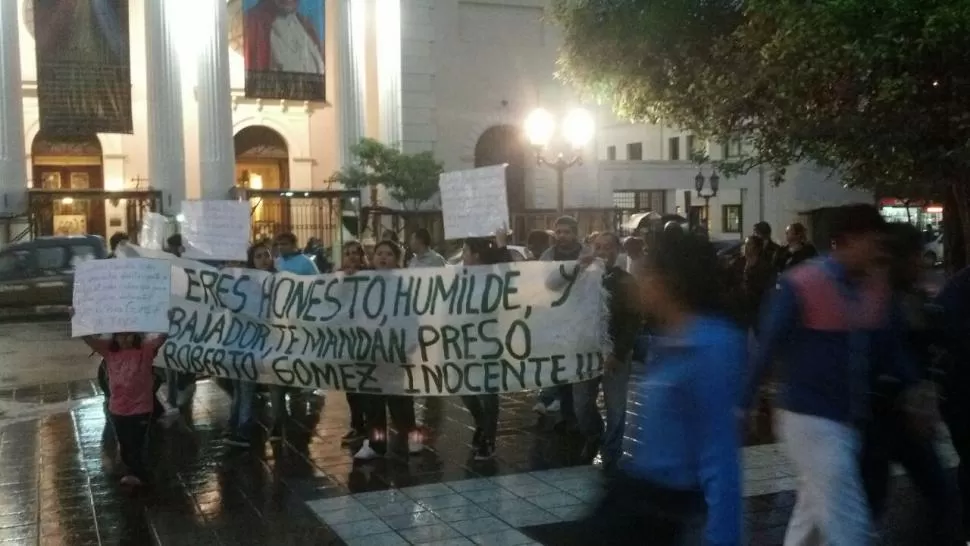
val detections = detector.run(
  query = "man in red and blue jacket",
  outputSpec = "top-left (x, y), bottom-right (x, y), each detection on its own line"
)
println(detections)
top-left (744, 204), bottom-right (922, 545)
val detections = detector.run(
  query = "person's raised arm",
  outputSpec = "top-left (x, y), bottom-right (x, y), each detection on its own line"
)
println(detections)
top-left (69, 308), bottom-right (112, 355)
top-left (742, 278), bottom-right (798, 411)
top-left (690, 338), bottom-right (744, 546)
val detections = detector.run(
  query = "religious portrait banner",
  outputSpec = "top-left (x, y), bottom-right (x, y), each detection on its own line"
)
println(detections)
top-left (243, 0), bottom-right (327, 101)
top-left (32, 0), bottom-right (133, 135)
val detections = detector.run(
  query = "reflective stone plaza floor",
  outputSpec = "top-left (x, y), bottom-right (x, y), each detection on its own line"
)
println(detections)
top-left (0, 378), bottom-right (954, 545)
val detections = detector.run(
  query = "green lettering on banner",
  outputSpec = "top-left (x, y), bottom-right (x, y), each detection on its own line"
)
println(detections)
top-left (134, 246), bottom-right (608, 395)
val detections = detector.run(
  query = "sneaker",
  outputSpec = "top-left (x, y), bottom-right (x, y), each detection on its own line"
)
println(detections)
top-left (408, 431), bottom-right (425, 455)
top-left (120, 475), bottom-right (144, 487)
top-left (268, 426), bottom-right (283, 442)
top-left (545, 399), bottom-right (561, 413)
top-left (473, 443), bottom-right (495, 461)
top-left (312, 389), bottom-right (327, 398)
top-left (532, 401), bottom-right (548, 415)
top-left (224, 434), bottom-right (251, 448)
top-left (341, 429), bottom-right (365, 445)
top-left (353, 440), bottom-right (382, 460)
top-left (471, 427), bottom-right (484, 448)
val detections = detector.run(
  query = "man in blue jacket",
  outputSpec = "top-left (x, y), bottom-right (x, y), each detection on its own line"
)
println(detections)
top-left (745, 204), bottom-right (922, 545)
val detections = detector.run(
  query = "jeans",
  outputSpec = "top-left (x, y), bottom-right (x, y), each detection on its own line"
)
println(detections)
top-left (941, 371), bottom-right (970, 540)
top-left (777, 410), bottom-right (872, 546)
top-left (572, 363), bottom-right (631, 467)
top-left (228, 379), bottom-right (256, 435)
top-left (363, 395), bottom-right (416, 454)
top-left (269, 385), bottom-right (289, 429)
top-left (346, 393), bottom-right (366, 432)
top-left (111, 412), bottom-right (151, 481)
top-left (461, 394), bottom-right (499, 444)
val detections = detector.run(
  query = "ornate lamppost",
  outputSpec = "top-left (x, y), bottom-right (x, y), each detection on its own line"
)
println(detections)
top-left (524, 108), bottom-right (594, 214)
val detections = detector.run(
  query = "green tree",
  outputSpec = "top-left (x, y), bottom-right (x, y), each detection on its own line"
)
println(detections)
top-left (552, 0), bottom-right (970, 265)
top-left (331, 138), bottom-right (444, 211)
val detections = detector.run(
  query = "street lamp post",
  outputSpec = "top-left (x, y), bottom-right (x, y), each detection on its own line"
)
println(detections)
top-left (694, 169), bottom-right (720, 233)
top-left (524, 108), bottom-right (594, 215)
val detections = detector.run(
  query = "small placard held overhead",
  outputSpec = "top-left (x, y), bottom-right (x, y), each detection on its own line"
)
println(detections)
top-left (138, 212), bottom-right (169, 250)
top-left (180, 200), bottom-right (251, 261)
top-left (439, 165), bottom-right (510, 240)
top-left (72, 258), bottom-right (171, 337)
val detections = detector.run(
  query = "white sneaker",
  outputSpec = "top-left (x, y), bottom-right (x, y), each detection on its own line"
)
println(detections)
top-left (313, 389), bottom-right (327, 397)
top-left (545, 399), bottom-right (561, 413)
top-left (532, 401), bottom-right (548, 414)
top-left (408, 439), bottom-right (425, 455)
top-left (353, 440), bottom-right (382, 460)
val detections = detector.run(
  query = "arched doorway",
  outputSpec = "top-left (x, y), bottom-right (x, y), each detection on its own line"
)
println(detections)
top-left (31, 132), bottom-right (105, 236)
top-left (474, 125), bottom-right (527, 212)
top-left (234, 126), bottom-right (290, 240)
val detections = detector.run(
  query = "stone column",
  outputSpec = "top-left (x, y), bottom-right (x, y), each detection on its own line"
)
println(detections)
top-left (337, 0), bottom-right (368, 167)
top-left (0, 0), bottom-right (26, 217)
top-left (376, 0), bottom-right (402, 149)
top-left (145, 0), bottom-right (186, 213)
top-left (196, 0), bottom-right (234, 200)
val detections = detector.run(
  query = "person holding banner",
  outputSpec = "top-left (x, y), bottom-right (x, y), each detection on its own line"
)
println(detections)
top-left (354, 240), bottom-right (425, 460)
top-left (274, 232), bottom-right (319, 276)
top-left (459, 229), bottom-right (514, 461)
top-left (535, 216), bottom-right (585, 421)
top-left (338, 241), bottom-right (371, 446)
top-left (569, 232), bottom-right (641, 473)
top-left (73, 309), bottom-right (174, 488)
top-left (225, 243), bottom-right (277, 448)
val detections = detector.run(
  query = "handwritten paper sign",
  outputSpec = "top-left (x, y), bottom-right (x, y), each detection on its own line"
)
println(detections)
top-left (138, 212), bottom-right (169, 250)
top-left (72, 258), bottom-right (171, 337)
top-left (439, 165), bottom-right (510, 240)
top-left (121, 245), bottom-right (609, 395)
top-left (180, 200), bottom-right (251, 261)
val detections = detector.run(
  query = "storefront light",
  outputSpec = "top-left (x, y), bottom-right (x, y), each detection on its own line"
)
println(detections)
top-left (926, 206), bottom-right (943, 213)
top-left (61, 197), bottom-right (74, 205)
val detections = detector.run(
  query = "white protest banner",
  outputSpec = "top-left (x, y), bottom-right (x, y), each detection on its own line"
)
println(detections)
top-left (180, 200), bottom-right (251, 261)
top-left (122, 246), bottom-right (609, 395)
top-left (71, 258), bottom-right (171, 337)
top-left (138, 212), bottom-right (169, 250)
top-left (439, 165), bottom-right (510, 240)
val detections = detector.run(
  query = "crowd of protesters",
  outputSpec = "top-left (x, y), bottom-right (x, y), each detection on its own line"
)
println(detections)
top-left (90, 204), bottom-right (970, 546)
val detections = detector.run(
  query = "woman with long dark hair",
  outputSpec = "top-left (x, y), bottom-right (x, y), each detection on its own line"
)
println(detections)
top-left (581, 230), bottom-right (744, 545)
top-left (338, 241), bottom-right (371, 445)
top-left (225, 243), bottom-right (277, 447)
top-left (353, 240), bottom-right (424, 460)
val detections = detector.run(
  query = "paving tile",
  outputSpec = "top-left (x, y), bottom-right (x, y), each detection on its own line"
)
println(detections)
top-left (330, 518), bottom-right (393, 540)
top-left (420, 538), bottom-right (475, 546)
top-left (448, 516), bottom-right (512, 536)
top-left (459, 488), bottom-right (519, 504)
top-left (491, 508), bottom-right (561, 527)
top-left (401, 483), bottom-right (455, 500)
top-left (468, 529), bottom-right (535, 546)
top-left (382, 510), bottom-right (443, 531)
top-left (544, 503), bottom-right (592, 521)
top-left (398, 522), bottom-right (462, 544)
top-left (417, 494), bottom-right (473, 511)
top-left (447, 478), bottom-right (496, 493)
top-left (343, 531), bottom-right (409, 546)
top-left (431, 504), bottom-right (491, 523)
top-left (523, 492), bottom-right (584, 510)
top-left (370, 499), bottom-right (426, 518)
top-left (317, 504), bottom-right (378, 525)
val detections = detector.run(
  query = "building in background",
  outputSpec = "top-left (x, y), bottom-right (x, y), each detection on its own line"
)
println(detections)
top-left (596, 110), bottom-right (873, 244)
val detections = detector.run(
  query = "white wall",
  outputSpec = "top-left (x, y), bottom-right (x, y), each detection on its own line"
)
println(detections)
top-left (402, 0), bottom-right (607, 208)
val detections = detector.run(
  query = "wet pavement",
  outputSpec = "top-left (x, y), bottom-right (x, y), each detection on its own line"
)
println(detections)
top-left (0, 372), bottom-right (955, 545)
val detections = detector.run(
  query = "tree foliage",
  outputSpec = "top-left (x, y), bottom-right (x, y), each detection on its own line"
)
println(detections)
top-left (331, 138), bottom-right (444, 210)
top-left (552, 0), bottom-right (970, 200)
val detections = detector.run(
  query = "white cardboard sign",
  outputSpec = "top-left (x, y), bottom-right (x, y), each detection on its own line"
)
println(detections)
top-left (138, 212), bottom-right (169, 250)
top-left (71, 258), bottom-right (171, 337)
top-left (180, 200), bottom-right (251, 261)
top-left (439, 165), bottom-right (510, 240)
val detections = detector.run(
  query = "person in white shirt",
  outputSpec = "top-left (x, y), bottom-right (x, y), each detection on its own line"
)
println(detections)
top-left (408, 228), bottom-right (447, 268)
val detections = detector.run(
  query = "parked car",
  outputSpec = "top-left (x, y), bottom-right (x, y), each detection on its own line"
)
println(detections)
top-left (0, 235), bottom-right (108, 309)
top-left (448, 245), bottom-right (532, 265)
